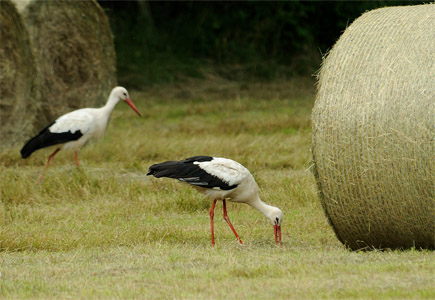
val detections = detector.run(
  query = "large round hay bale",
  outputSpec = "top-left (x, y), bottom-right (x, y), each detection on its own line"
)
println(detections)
top-left (16, 0), bottom-right (116, 123)
top-left (0, 0), bottom-right (39, 145)
top-left (312, 5), bottom-right (435, 250)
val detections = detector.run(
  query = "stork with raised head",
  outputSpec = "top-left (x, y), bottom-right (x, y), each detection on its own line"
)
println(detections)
top-left (147, 156), bottom-right (283, 245)
top-left (20, 86), bottom-right (141, 183)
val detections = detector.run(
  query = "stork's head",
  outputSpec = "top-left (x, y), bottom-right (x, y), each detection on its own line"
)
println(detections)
top-left (112, 86), bottom-right (142, 117)
top-left (267, 207), bottom-right (283, 245)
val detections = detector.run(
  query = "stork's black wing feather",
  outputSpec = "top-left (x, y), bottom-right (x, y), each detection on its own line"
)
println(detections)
top-left (20, 122), bottom-right (83, 158)
top-left (147, 156), bottom-right (238, 190)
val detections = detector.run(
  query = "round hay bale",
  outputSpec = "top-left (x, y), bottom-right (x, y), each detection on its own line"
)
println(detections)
top-left (16, 0), bottom-right (116, 123)
top-left (312, 5), bottom-right (435, 250)
top-left (0, 0), bottom-right (39, 146)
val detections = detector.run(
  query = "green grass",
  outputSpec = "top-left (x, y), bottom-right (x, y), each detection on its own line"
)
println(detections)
top-left (1, 78), bottom-right (434, 299)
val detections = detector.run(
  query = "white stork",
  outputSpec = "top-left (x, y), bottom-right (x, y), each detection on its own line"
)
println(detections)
top-left (147, 156), bottom-right (283, 245)
top-left (20, 86), bottom-right (141, 183)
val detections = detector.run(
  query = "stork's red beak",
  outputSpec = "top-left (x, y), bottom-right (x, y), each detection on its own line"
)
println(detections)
top-left (274, 224), bottom-right (282, 245)
top-left (125, 98), bottom-right (142, 117)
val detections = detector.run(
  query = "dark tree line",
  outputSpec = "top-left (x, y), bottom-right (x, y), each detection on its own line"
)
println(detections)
top-left (99, 1), bottom-right (425, 85)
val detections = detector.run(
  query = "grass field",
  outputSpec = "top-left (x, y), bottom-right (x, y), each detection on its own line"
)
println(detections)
top-left (1, 78), bottom-right (434, 299)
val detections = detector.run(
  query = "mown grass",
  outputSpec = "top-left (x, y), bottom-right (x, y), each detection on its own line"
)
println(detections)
top-left (1, 78), bottom-right (434, 299)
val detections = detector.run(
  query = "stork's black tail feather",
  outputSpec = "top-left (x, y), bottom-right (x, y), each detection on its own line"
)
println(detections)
top-left (147, 156), bottom-right (238, 190)
top-left (20, 123), bottom-right (55, 158)
top-left (147, 156), bottom-right (213, 178)
top-left (147, 160), bottom-right (191, 178)
top-left (20, 139), bottom-right (39, 158)
top-left (20, 122), bottom-right (83, 158)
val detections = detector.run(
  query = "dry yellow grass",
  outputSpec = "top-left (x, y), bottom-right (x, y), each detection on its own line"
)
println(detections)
top-left (1, 78), bottom-right (434, 299)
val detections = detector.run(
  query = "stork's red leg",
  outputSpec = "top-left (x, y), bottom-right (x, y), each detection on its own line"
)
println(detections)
top-left (37, 148), bottom-right (60, 183)
top-left (223, 200), bottom-right (243, 244)
top-left (74, 151), bottom-right (80, 168)
top-left (209, 199), bottom-right (217, 246)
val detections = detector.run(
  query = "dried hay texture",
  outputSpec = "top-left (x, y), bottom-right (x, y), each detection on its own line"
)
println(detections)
top-left (0, 0), bottom-right (39, 146)
top-left (312, 5), bottom-right (435, 250)
top-left (17, 0), bottom-right (116, 124)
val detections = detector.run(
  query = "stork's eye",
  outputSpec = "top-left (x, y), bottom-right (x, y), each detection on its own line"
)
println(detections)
top-left (123, 92), bottom-right (127, 96)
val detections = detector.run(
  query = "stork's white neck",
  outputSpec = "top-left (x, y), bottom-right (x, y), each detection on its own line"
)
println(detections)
top-left (101, 92), bottom-right (121, 115)
top-left (249, 196), bottom-right (279, 224)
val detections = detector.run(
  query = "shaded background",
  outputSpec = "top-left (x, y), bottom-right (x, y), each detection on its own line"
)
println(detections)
top-left (98, 1), bottom-right (425, 88)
